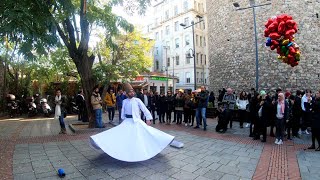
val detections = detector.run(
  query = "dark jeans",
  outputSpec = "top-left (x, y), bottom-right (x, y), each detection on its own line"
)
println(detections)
top-left (78, 106), bottom-right (84, 121)
top-left (226, 109), bottom-right (234, 128)
top-left (196, 108), bottom-right (207, 128)
top-left (95, 109), bottom-right (103, 128)
top-left (184, 108), bottom-right (191, 124)
top-left (118, 106), bottom-right (122, 122)
top-left (150, 107), bottom-right (156, 123)
top-left (166, 110), bottom-right (172, 123)
top-left (292, 116), bottom-right (300, 136)
top-left (159, 110), bottom-right (165, 123)
top-left (302, 111), bottom-right (311, 131)
top-left (176, 110), bottom-right (183, 124)
top-left (59, 116), bottom-right (65, 129)
top-left (191, 109), bottom-right (196, 126)
top-left (107, 107), bottom-right (115, 121)
top-left (238, 110), bottom-right (247, 127)
top-left (311, 128), bottom-right (320, 147)
top-left (276, 118), bottom-right (285, 140)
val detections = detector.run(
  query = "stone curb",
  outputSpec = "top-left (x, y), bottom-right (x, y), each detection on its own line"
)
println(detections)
top-left (69, 122), bottom-right (114, 133)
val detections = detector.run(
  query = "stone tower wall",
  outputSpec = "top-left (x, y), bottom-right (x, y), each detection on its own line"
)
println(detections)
top-left (206, 0), bottom-right (320, 93)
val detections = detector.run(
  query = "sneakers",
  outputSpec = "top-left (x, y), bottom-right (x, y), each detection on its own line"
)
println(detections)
top-left (185, 123), bottom-right (188, 126)
top-left (275, 139), bottom-right (283, 145)
top-left (305, 130), bottom-right (310, 135)
top-left (298, 130), bottom-right (302, 135)
top-left (245, 123), bottom-right (250, 128)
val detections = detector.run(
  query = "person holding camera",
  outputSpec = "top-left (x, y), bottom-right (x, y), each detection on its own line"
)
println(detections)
top-left (194, 86), bottom-right (209, 131)
top-left (54, 89), bottom-right (67, 134)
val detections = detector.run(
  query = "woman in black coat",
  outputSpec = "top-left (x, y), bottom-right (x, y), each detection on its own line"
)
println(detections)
top-left (308, 91), bottom-right (320, 151)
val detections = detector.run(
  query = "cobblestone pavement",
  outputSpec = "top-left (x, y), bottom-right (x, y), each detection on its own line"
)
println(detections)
top-left (0, 112), bottom-right (318, 180)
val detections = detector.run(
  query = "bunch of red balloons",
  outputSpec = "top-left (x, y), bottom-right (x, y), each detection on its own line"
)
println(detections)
top-left (264, 14), bottom-right (301, 67)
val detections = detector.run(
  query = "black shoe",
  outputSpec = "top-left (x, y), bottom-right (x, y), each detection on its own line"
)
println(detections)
top-left (194, 126), bottom-right (200, 129)
top-left (240, 126), bottom-right (243, 128)
top-left (253, 137), bottom-right (259, 140)
top-left (287, 138), bottom-right (292, 140)
top-left (270, 133), bottom-right (275, 137)
top-left (308, 145), bottom-right (316, 149)
top-left (204, 128), bottom-right (207, 131)
top-left (316, 147), bottom-right (320, 151)
top-left (261, 139), bottom-right (266, 142)
top-left (249, 134), bottom-right (254, 137)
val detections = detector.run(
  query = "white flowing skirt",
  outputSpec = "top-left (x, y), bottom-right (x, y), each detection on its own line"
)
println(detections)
top-left (90, 118), bottom-right (175, 162)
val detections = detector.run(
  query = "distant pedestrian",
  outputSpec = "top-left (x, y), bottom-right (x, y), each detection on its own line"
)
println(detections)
top-left (105, 88), bottom-right (116, 122)
top-left (54, 89), bottom-right (67, 134)
top-left (116, 89), bottom-right (127, 123)
top-left (91, 86), bottom-right (104, 128)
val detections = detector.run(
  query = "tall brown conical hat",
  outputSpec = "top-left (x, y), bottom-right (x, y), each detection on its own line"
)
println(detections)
top-left (123, 83), bottom-right (133, 93)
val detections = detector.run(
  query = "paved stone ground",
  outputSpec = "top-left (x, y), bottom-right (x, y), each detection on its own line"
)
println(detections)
top-left (0, 112), bottom-right (318, 180)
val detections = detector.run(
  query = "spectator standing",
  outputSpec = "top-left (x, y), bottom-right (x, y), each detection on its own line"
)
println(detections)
top-left (236, 91), bottom-right (249, 128)
top-left (116, 89), bottom-right (127, 123)
top-left (91, 86), bottom-right (104, 128)
top-left (301, 89), bottom-right (312, 135)
top-left (222, 88), bottom-right (236, 129)
top-left (194, 86), bottom-right (209, 131)
top-left (105, 89), bottom-right (116, 123)
top-left (174, 89), bottom-right (185, 125)
top-left (54, 89), bottom-right (67, 134)
top-left (308, 90), bottom-right (320, 151)
top-left (275, 93), bottom-right (289, 145)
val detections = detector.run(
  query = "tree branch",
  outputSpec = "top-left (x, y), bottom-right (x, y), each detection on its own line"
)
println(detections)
top-left (78, 0), bottom-right (90, 56)
top-left (64, 18), bottom-right (77, 53)
top-left (72, 14), bottom-right (80, 42)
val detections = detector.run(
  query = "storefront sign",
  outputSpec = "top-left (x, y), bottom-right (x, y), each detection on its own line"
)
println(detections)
top-left (151, 76), bottom-right (168, 81)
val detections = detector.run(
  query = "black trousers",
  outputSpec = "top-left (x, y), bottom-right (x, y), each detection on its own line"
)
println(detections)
top-left (238, 110), bottom-right (247, 127)
top-left (159, 110), bottom-right (165, 123)
top-left (311, 127), bottom-right (320, 147)
top-left (302, 111), bottom-right (312, 131)
top-left (184, 108), bottom-right (191, 124)
top-left (292, 116), bottom-right (300, 137)
top-left (166, 110), bottom-right (172, 123)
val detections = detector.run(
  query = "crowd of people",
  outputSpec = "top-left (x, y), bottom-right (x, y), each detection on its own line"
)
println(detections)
top-left (66, 85), bottom-right (320, 150)
top-left (90, 85), bottom-right (213, 131)
top-left (216, 87), bottom-right (320, 150)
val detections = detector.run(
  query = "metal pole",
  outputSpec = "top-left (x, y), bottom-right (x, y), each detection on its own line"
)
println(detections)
top-left (202, 65), bottom-right (205, 85)
top-left (253, 5), bottom-right (259, 91)
top-left (173, 56), bottom-right (175, 91)
top-left (192, 22), bottom-right (197, 90)
top-left (165, 47), bottom-right (168, 92)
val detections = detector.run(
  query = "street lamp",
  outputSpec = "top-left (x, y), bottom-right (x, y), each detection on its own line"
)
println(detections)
top-left (233, 0), bottom-right (271, 91)
top-left (161, 66), bottom-right (168, 93)
top-left (163, 46), bottom-right (170, 92)
top-left (180, 16), bottom-right (204, 90)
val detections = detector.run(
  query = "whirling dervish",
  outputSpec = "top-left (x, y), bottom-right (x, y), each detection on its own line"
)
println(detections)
top-left (90, 83), bottom-right (175, 162)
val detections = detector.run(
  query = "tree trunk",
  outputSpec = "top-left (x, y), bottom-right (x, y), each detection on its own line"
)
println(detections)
top-left (74, 55), bottom-right (96, 128)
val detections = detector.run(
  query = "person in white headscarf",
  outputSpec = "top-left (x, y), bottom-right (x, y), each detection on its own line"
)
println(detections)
top-left (54, 89), bottom-right (67, 134)
top-left (90, 83), bottom-right (174, 162)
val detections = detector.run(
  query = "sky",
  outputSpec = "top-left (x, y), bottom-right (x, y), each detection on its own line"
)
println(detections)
top-left (111, 5), bottom-right (154, 28)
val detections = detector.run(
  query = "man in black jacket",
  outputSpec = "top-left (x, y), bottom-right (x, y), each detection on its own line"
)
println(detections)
top-left (292, 90), bottom-right (302, 138)
top-left (194, 86), bottom-right (209, 131)
top-left (76, 90), bottom-right (86, 122)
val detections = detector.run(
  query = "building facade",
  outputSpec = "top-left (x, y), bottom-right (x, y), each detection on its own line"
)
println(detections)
top-left (206, 0), bottom-right (320, 93)
top-left (146, 0), bottom-right (209, 91)
top-left (130, 72), bottom-right (178, 94)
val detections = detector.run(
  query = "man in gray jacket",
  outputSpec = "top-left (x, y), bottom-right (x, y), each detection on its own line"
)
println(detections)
top-left (222, 88), bottom-right (236, 128)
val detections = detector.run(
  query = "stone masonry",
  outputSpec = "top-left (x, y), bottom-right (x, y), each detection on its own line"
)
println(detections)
top-left (207, 0), bottom-right (320, 92)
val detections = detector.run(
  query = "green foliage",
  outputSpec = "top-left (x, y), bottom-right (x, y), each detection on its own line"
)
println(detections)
top-left (93, 30), bottom-right (154, 84)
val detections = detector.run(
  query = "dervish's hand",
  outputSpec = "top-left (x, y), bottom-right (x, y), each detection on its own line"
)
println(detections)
top-left (146, 120), bottom-right (152, 125)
